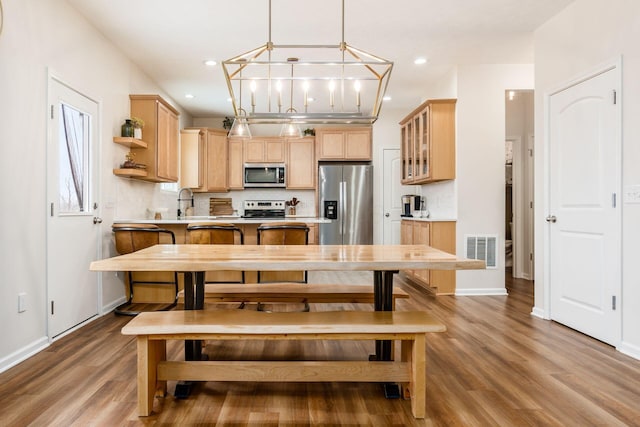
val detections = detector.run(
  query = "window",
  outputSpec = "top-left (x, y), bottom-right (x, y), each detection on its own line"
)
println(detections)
top-left (58, 103), bottom-right (91, 214)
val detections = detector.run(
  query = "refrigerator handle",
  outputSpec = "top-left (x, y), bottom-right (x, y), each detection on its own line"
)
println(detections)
top-left (340, 181), bottom-right (347, 236)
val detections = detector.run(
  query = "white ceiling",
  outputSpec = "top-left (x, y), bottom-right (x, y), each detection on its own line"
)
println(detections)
top-left (66, 0), bottom-right (573, 118)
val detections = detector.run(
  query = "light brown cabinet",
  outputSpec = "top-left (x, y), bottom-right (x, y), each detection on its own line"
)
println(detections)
top-left (286, 137), bottom-right (315, 189)
top-left (180, 129), bottom-right (203, 188)
top-left (228, 138), bottom-right (244, 190)
top-left (180, 128), bottom-right (229, 192)
top-left (127, 94), bottom-right (180, 182)
top-left (401, 219), bottom-right (456, 295)
top-left (316, 127), bottom-right (372, 161)
top-left (244, 137), bottom-right (286, 163)
top-left (400, 99), bottom-right (455, 184)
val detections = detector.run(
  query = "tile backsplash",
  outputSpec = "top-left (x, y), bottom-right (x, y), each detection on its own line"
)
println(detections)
top-left (195, 189), bottom-right (316, 217)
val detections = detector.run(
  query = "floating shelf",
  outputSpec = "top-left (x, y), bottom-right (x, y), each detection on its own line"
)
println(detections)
top-left (113, 168), bottom-right (148, 178)
top-left (113, 137), bottom-right (147, 149)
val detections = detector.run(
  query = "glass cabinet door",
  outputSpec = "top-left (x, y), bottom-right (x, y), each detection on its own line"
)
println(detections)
top-left (421, 106), bottom-right (430, 178)
top-left (401, 125), bottom-right (408, 181)
top-left (403, 121), bottom-right (414, 182)
top-left (413, 115), bottom-right (420, 181)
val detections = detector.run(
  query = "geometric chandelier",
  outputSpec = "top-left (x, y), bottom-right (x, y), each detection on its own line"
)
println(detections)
top-left (222, 0), bottom-right (393, 137)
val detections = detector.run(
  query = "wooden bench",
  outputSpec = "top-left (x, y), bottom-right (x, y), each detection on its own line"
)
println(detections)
top-left (122, 309), bottom-right (445, 419)
top-left (177, 283), bottom-right (410, 309)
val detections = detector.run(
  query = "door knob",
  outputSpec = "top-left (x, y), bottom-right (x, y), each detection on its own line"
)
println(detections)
top-left (93, 217), bottom-right (103, 224)
top-left (385, 213), bottom-right (390, 217)
top-left (545, 215), bottom-right (556, 223)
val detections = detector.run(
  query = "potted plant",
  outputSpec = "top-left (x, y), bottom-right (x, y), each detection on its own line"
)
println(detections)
top-left (131, 116), bottom-right (145, 139)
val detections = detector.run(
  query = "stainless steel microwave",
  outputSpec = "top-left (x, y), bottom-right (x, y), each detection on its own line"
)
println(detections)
top-left (243, 163), bottom-right (286, 187)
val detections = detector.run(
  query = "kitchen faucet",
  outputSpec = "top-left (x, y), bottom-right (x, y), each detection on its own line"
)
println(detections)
top-left (177, 187), bottom-right (194, 219)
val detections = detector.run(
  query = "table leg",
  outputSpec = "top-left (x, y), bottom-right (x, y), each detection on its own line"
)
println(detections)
top-left (183, 272), bottom-right (196, 361)
top-left (194, 271), bottom-right (205, 310)
top-left (373, 270), bottom-right (401, 399)
top-left (373, 270), bottom-right (397, 361)
top-left (184, 271), bottom-right (204, 361)
top-left (176, 271), bottom-right (205, 399)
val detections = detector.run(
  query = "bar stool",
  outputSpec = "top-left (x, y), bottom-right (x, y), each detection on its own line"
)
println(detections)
top-left (112, 224), bottom-right (178, 316)
top-left (186, 222), bottom-right (245, 284)
top-left (257, 222), bottom-right (310, 312)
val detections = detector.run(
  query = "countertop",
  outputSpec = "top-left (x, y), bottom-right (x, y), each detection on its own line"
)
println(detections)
top-left (113, 216), bottom-right (332, 225)
top-left (400, 216), bottom-right (457, 222)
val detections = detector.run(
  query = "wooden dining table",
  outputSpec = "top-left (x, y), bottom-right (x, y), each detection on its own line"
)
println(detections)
top-left (91, 243), bottom-right (485, 362)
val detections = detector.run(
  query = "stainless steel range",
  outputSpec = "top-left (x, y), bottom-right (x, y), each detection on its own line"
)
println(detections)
top-left (242, 200), bottom-right (286, 219)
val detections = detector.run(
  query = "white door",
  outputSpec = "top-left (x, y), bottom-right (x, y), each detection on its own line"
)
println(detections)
top-left (382, 149), bottom-right (412, 244)
top-left (47, 76), bottom-right (101, 338)
top-left (548, 67), bottom-right (621, 346)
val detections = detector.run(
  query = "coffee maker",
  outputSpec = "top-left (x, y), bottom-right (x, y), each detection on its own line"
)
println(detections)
top-left (401, 195), bottom-right (421, 217)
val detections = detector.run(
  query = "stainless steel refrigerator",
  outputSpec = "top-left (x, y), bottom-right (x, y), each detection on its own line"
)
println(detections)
top-left (318, 164), bottom-right (373, 245)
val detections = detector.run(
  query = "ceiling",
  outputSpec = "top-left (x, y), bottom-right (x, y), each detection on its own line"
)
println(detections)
top-left (66, 0), bottom-right (573, 119)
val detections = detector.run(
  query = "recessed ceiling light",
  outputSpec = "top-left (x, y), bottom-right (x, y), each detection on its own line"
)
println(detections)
top-left (414, 57), bottom-right (427, 65)
top-left (227, 97), bottom-right (232, 102)
top-left (185, 94), bottom-right (194, 99)
top-left (383, 95), bottom-right (392, 101)
top-left (204, 60), bottom-right (217, 67)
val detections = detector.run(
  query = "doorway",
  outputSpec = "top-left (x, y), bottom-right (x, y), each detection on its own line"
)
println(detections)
top-left (382, 148), bottom-right (413, 244)
top-left (505, 90), bottom-right (534, 280)
top-left (47, 74), bottom-right (101, 338)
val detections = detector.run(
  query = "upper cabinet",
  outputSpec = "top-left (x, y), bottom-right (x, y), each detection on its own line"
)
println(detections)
top-left (180, 129), bottom-right (204, 188)
top-left (286, 137), bottom-right (315, 189)
top-left (227, 138), bottom-right (244, 190)
top-left (180, 128), bottom-right (229, 192)
top-left (128, 95), bottom-right (180, 182)
top-left (244, 137), bottom-right (286, 163)
top-left (400, 99), bottom-right (456, 184)
top-left (316, 127), bottom-right (372, 161)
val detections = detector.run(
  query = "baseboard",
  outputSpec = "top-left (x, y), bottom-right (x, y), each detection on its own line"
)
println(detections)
top-left (531, 306), bottom-right (546, 319)
top-left (102, 296), bottom-right (126, 315)
top-left (617, 341), bottom-right (640, 361)
top-left (0, 336), bottom-right (49, 374)
top-left (455, 287), bottom-right (508, 296)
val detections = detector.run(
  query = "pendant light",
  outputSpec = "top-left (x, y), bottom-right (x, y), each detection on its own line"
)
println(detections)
top-left (227, 64), bottom-right (251, 138)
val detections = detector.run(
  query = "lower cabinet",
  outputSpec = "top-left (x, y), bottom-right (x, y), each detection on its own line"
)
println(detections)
top-left (401, 220), bottom-right (456, 295)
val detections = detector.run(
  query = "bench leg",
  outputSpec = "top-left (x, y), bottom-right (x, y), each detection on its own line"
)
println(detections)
top-left (402, 334), bottom-right (426, 419)
top-left (137, 336), bottom-right (166, 416)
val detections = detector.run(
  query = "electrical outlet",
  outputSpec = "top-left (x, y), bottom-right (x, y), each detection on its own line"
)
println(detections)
top-left (18, 293), bottom-right (26, 313)
top-left (623, 185), bottom-right (640, 204)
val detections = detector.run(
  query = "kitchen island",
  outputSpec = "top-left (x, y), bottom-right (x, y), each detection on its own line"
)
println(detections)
top-left (109, 217), bottom-right (332, 299)
top-left (113, 216), bottom-right (331, 245)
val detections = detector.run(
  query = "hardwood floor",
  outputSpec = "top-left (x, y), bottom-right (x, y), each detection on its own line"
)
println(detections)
top-left (1, 271), bottom-right (639, 426)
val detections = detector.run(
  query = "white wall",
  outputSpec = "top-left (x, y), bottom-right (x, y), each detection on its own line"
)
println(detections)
top-left (372, 65), bottom-right (534, 294)
top-left (455, 64), bottom-right (534, 295)
top-left (0, 0), bottom-right (191, 371)
top-left (534, 0), bottom-right (640, 359)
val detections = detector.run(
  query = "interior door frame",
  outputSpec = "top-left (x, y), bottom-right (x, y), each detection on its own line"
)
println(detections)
top-left (542, 57), bottom-right (622, 321)
top-left (46, 69), bottom-right (103, 340)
